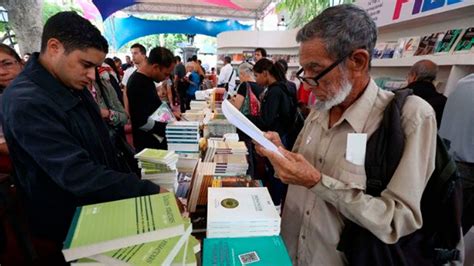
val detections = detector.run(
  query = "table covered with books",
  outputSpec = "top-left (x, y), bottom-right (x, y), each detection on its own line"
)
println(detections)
top-left (63, 88), bottom-right (292, 266)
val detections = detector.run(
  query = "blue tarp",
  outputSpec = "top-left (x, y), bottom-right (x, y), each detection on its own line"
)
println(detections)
top-left (104, 16), bottom-right (251, 49)
top-left (92, 0), bottom-right (135, 20)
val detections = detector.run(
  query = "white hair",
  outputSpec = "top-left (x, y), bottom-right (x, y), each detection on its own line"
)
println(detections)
top-left (313, 69), bottom-right (352, 111)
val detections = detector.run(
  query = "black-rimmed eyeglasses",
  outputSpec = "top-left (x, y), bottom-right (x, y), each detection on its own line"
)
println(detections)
top-left (296, 53), bottom-right (350, 87)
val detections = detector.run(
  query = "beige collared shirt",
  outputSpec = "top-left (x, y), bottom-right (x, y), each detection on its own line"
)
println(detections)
top-left (281, 80), bottom-right (437, 265)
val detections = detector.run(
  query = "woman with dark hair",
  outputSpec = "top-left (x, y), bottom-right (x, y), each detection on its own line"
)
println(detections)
top-left (104, 58), bottom-right (121, 82)
top-left (103, 58), bottom-right (124, 105)
top-left (89, 67), bottom-right (128, 142)
top-left (252, 58), bottom-right (293, 142)
top-left (252, 58), bottom-right (295, 207)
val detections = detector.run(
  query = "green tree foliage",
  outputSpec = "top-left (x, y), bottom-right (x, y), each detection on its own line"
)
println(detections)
top-left (277, 0), bottom-right (354, 28)
top-left (42, 1), bottom-right (82, 24)
top-left (118, 33), bottom-right (187, 53)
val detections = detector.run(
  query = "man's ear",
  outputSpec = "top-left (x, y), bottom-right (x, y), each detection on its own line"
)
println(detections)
top-left (45, 38), bottom-right (64, 56)
top-left (346, 48), bottom-right (370, 78)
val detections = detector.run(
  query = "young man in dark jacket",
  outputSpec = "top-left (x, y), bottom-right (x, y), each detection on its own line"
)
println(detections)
top-left (2, 12), bottom-right (163, 264)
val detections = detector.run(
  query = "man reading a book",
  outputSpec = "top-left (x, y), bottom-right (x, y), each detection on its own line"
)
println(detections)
top-left (2, 12), bottom-right (166, 264)
top-left (255, 4), bottom-right (441, 265)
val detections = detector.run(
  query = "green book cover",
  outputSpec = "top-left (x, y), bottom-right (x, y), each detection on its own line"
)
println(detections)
top-left (141, 168), bottom-right (176, 175)
top-left (62, 193), bottom-right (184, 262)
top-left (139, 161), bottom-right (174, 171)
top-left (435, 29), bottom-right (462, 53)
top-left (135, 149), bottom-right (177, 163)
top-left (71, 258), bottom-right (104, 266)
top-left (454, 27), bottom-right (474, 53)
top-left (203, 236), bottom-right (292, 266)
top-left (172, 235), bottom-right (200, 266)
top-left (91, 221), bottom-right (192, 266)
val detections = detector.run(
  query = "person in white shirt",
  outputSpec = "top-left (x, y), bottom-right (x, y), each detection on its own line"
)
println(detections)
top-left (121, 43), bottom-right (147, 114)
top-left (218, 56), bottom-right (236, 95)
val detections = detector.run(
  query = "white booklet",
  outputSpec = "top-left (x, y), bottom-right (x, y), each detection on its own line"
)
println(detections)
top-left (221, 100), bottom-right (283, 157)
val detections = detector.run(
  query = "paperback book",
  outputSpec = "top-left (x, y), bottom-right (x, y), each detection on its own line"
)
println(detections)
top-left (203, 236), bottom-right (292, 266)
top-left (402, 36), bottom-right (420, 57)
top-left (435, 29), bottom-right (463, 54)
top-left (62, 193), bottom-right (184, 261)
top-left (454, 27), bottom-right (474, 53)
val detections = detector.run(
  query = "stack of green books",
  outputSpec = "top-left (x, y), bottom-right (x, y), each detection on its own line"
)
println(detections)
top-left (63, 193), bottom-right (201, 265)
top-left (135, 148), bottom-right (179, 192)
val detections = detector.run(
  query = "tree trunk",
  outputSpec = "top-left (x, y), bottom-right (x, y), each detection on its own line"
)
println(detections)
top-left (1, 0), bottom-right (44, 55)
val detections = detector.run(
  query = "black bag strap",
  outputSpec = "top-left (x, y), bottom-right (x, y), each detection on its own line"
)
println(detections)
top-left (365, 88), bottom-right (413, 196)
top-left (227, 68), bottom-right (234, 84)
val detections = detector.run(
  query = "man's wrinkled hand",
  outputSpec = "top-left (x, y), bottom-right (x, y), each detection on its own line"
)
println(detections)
top-left (260, 146), bottom-right (321, 189)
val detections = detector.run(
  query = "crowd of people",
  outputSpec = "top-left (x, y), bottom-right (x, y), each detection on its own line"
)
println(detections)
top-left (0, 4), bottom-right (472, 266)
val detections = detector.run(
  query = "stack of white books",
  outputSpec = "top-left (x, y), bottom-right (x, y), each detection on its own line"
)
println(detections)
top-left (166, 121), bottom-right (200, 153)
top-left (206, 119), bottom-right (236, 138)
top-left (204, 140), bottom-right (248, 176)
top-left (189, 100), bottom-right (208, 111)
top-left (207, 187), bottom-right (281, 238)
top-left (176, 153), bottom-right (200, 174)
top-left (135, 149), bottom-right (179, 192)
top-left (181, 110), bottom-right (205, 122)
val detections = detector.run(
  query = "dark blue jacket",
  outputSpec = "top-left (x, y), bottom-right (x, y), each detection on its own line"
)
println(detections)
top-left (2, 54), bottom-right (160, 243)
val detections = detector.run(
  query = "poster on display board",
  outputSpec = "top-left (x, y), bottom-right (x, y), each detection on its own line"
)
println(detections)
top-left (355, 0), bottom-right (474, 28)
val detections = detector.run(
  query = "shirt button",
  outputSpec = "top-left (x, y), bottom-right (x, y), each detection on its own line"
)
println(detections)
top-left (301, 235), bottom-right (306, 240)
top-left (306, 210), bottom-right (310, 215)
top-left (318, 158), bottom-right (323, 164)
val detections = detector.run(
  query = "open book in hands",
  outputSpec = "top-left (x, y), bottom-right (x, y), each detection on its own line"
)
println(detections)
top-left (150, 103), bottom-right (177, 123)
top-left (221, 100), bottom-right (283, 157)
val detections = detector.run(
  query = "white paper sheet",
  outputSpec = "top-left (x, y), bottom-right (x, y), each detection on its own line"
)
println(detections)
top-left (222, 100), bottom-right (283, 157)
top-left (345, 133), bottom-right (367, 166)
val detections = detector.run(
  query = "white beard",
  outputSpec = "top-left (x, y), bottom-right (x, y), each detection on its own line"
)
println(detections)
top-left (313, 76), bottom-right (353, 111)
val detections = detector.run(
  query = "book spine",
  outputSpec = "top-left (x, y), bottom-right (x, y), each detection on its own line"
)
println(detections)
top-left (64, 206), bottom-right (83, 249)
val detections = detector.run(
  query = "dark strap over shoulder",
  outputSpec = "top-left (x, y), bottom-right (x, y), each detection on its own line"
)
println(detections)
top-left (365, 88), bottom-right (412, 196)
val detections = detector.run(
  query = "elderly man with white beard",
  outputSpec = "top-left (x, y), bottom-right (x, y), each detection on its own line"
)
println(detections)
top-left (255, 4), bottom-right (438, 266)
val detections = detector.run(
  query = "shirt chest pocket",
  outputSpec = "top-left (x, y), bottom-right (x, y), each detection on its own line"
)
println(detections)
top-left (332, 157), bottom-right (367, 190)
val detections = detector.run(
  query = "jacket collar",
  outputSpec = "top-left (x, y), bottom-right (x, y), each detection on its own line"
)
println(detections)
top-left (407, 80), bottom-right (438, 99)
top-left (24, 53), bottom-right (80, 111)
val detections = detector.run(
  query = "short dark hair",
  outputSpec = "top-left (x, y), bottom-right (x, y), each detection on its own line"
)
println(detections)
top-left (41, 11), bottom-right (108, 54)
top-left (277, 59), bottom-right (288, 72)
top-left (175, 55), bottom-right (181, 62)
top-left (24, 52), bottom-right (32, 56)
top-left (131, 43), bottom-right (146, 55)
top-left (255, 47), bottom-right (267, 57)
top-left (147, 46), bottom-right (174, 67)
top-left (191, 55), bottom-right (198, 62)
top-left (0, 44), bottom-right (21, 62)
top-left (253, 58), bottom-right (286, 82)
top-left (224, 56), bottom-right (232, 64)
